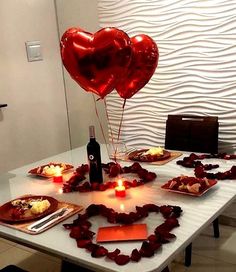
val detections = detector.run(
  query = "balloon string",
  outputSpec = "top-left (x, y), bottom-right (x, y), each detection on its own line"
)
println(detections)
top-left (104, 98), bottom-right (117, 161)
top-left (115, 99), bottom-right (126, 157)
top-left (104, 98), bottom-right (126, 162)
top-left (92, 94), bottom-right (109, 155)
top-left (104, 98), bottom-right (115, 146)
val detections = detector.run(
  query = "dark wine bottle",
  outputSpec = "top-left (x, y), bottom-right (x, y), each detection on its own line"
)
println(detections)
top-left (87, 125), bottom-right (103, 184)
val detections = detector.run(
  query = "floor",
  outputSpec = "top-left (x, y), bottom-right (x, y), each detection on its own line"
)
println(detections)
top-left (0, 224), bottom-right (235, 272)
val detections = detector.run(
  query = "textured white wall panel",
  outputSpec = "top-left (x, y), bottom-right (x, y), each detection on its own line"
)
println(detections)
top-left (98, 0), bottom-right (236, 152)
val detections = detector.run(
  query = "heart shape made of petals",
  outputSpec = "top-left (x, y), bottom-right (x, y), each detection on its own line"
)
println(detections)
top-left (63, 203), bottom-right (182, 266)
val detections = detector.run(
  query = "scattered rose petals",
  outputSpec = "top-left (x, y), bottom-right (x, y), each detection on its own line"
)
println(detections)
top-left (62, 162), bottom-right (157, 193)
top-left (64, 203), bottom-right (182, 266)
top-left (178, 152), bottom-right (236, 180)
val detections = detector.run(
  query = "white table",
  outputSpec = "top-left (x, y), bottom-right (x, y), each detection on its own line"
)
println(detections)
top-left (0, 145), bottom-right (235, 272)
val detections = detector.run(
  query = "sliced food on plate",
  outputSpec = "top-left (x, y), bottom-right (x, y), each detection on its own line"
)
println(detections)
top-left (128, 147), bottom-right (171, 162)
top-left (28, 162), bottom-right (73, 177)
top-left (0, 195), bottom-right (58, 223)
top-left (161, 175), bottom-right (217, 196)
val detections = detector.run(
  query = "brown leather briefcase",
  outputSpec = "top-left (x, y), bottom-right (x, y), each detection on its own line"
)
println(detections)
top-left (165, 115), bottom-right (218, 153)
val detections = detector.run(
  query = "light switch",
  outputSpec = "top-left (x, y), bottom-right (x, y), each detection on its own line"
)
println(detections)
top-left (25, 41), bottom-right (43, 62)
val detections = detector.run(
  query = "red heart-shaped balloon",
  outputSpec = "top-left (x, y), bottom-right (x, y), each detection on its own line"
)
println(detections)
top-left (116, 34), bottom-right (159, 99)
top-left (60, 27), bottom-right (132, 99)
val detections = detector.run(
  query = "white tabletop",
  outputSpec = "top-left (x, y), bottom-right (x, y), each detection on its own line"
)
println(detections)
top-left (0, 145), bottom-right (235, 272)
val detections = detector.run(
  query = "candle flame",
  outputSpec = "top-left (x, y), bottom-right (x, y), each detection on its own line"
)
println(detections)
top-left (117, 179), bottom-right (123, 187)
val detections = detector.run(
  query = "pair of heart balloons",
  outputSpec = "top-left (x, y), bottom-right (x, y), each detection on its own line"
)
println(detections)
top-left (60, 27), bottom-right (159, 99)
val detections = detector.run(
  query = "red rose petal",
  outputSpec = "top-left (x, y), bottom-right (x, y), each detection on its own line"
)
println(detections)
top-left (85, 243), bottom-right (98, 252)
top-left (106, 249), bottom-right (121, 260)
top-left (107, 212), bottom-right (118, 223)
top-left (80, 220), bottom-right (92, 230)
top-left (109, 164), bottom-right (122, 177)
top-left (136, 206), bottom-right (149, 217)
top-left (160, 205), bottom-right (173, 218)
top-left (155, 229), bottom-right (176, 243)
top-left (69, 226), bottom-right (82, 239)
top-left (131, 179), bottom-right (138, 187)
top-left (76, 239), bottom-right (91, 248)
top-left (150, 242), bottom-right (162, 251)
top-left (99, 183), bottom-right (108, 191)
top-left (78, 182), bottom-right (91, 192)
top-left (140, 241), bottom-right (155, 257)
top-left (130, 162), bottom-right (142, 172)
top-left (165, 217), bottom-right (179, 229)
top-left (131, 249), bottom-right (141, 262)
top-left (115, 254), bottom-right (130, 265)
top-left (143, 204), bottom-right (159, 213)
top-left (63, 223), bottom-right (74, 230)
top-left (144, 172), bottom-right (157, 181)
top-left (91, 246), bottom-right (108, 257)
top-left (148, 234), bottom-right (158, 243)
top-left (91, 182), bottom-right (100, 191)
top-left (86, 204), bottom-right (100, 217)
top-left (81, 229), bottom-right (95, 240)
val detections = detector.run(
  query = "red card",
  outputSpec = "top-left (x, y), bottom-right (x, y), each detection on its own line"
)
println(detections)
top-left (96, 224), bottom-right (148, 242)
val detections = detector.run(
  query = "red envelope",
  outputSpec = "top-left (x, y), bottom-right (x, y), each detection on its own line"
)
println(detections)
top-left (96, 224), bottom-right (148, 242)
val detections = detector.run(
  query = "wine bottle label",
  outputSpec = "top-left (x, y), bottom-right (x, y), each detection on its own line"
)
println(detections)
top-left (89, 154), bottom-right (95, 160)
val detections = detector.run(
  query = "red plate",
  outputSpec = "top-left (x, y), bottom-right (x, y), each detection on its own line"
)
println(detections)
top-left (28, 163), bottom-right (73, 178)
top-left (0, 195), bottom-right (58, 223)
top-left (161, 179), bottom-right (217, 197)
top-left (128, 149), bottom-right (171, 162)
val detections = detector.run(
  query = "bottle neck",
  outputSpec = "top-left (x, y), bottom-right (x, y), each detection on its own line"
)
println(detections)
top-left (89, 126), bottom-right (95, 138)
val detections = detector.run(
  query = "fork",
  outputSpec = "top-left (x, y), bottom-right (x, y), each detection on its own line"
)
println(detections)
top-left (31, 208), bottom-right (68, 229)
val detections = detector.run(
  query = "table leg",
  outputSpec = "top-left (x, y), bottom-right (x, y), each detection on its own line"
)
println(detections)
top-left (213, 218), bottom-right (220, 238)
top-left (185, 243), bottom-right (192, 267)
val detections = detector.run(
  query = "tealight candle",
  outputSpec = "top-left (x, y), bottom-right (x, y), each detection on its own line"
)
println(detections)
top-left (115, 179), bottom-right (126, 197)
top-left (53, 166), bottom-right (63, 183)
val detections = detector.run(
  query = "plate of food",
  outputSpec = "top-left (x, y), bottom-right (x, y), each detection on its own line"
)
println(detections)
top-left (28, 162), bottom-right (73, 178)
top-left (0, 195), bottom-right (58, 223)
top-left (128, 147), bottom-right (171, 162)
top-left (161, 176), bottom-right (217, 196)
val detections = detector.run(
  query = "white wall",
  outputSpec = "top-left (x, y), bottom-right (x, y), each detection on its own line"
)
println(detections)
top-left (0, 0), bottom-right (70, 173)
top-left (55, 0), bottom-right (108, 148)
top-left (98, 0), bottom-right (236, 153)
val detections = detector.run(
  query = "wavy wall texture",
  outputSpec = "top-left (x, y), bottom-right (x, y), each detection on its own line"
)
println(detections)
top-left (98, 0), bottom-right (236, 152)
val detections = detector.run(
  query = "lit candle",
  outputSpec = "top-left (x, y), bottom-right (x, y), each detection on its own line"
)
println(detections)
top-left (53, 166), bottom-right (63, 183)
top-left (115, 179), bottom-right (126, 197)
